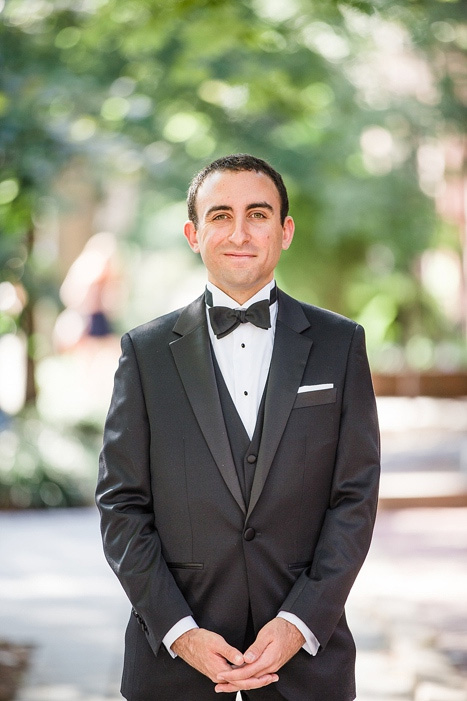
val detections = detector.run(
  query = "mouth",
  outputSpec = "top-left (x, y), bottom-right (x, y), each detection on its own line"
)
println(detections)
top-left (224, 252), bottom-right (256, 258)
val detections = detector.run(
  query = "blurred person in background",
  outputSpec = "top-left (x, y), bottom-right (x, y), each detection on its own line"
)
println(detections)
top-left (54, 231), bottom-right (121, 353)
top-left (96, 154), bottom-right (380, 700)
top-left (51, 231), bottom-right (123, 419)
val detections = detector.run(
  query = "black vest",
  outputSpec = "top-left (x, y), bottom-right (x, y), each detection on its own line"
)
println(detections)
top-left (212, 351), bottom-right (267, 505)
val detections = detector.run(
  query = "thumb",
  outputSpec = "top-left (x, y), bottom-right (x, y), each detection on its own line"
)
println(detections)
top-left (219, 641), bottom-right (244, 667)
top-left (243, 636), bottom-right (269, 664)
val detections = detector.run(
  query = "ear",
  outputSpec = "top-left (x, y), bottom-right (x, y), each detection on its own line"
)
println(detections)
top-left (183, 220), bottom-right (200, 253)
top-left (281, 216), bottom-right (295, 251)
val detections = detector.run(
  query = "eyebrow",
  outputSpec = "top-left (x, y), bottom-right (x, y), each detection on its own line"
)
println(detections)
top-left (206, 205), bottom-right (233, 217)
top-left (247, 202), bottom-right (274, 213)
top-left (205, 202), bottom-right (274, 217)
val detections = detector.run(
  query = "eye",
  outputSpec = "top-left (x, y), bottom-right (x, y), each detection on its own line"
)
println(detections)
top-left (250, 211), bottom-right (266, 219)
top-left (212, 212), bottom-right (229, 221)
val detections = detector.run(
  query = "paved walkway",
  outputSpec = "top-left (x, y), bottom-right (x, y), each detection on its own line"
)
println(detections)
top-left (0, 507), bottom-right (126, 700)
top-left (1, 397), bottom-right (466, 700)
top-left (1, 506), bottom-right (466, 701)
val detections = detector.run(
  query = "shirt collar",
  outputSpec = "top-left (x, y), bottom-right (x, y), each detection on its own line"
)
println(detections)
top-left (205, 280), bottom-right (277, 310)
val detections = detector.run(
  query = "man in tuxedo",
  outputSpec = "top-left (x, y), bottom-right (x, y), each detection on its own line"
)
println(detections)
top-left (96, 154), bottom-right (380, 700)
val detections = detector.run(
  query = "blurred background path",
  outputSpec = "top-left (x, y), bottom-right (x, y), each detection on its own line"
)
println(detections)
top-left (1, 396), bottom-right (467, 701)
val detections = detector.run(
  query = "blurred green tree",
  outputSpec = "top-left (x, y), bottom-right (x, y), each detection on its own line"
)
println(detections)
top-left (0, 0), bottom-right (466, 405)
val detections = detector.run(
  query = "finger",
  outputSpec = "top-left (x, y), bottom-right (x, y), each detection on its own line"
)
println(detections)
top-left (243, 637), bottom-right (269, 664)
top-left (216, 641), bottom-right (244, 667)
top-left (217, 649), bottom-right (274, 682)
top-left (215, 682), bottom-right (244, 693)
top-left (215, 673), bottom-right (279, 693)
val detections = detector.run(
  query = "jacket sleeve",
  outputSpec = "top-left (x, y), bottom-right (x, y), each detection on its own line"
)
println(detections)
top-left (280, 323), bottom-right (380, 650)
top-left (96, 332), bottom-right (193, 656)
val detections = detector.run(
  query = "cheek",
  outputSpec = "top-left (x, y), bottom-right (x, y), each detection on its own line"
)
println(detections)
top-left (265, 238), bottom-right (284, 262)
top-left (202, 231), bottom-right (225, 249)
top-left (196, 234), bottom-right (213, 256)
top-left (198, 239), bottom-right (222, 267)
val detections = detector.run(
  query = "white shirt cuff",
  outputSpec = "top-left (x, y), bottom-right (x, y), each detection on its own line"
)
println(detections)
top-left (277, 611), bottom-right (320, 656)
top-left (162, 616), bottom-right (199, 658)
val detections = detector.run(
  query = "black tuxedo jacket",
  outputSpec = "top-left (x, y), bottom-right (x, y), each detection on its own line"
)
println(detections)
top-left (96, 289), bottom-right (380, 701)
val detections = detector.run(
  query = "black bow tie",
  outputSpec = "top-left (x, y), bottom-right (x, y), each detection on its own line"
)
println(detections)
top-left (205, 286), bottom-right (277, 339)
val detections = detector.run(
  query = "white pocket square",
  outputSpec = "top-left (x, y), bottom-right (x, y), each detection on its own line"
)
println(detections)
top-left (298, 383), bottom-right (334, 393)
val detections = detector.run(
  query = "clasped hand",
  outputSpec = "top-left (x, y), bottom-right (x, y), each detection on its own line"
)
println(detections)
top-left (171, 618), bottom-right (304, 693)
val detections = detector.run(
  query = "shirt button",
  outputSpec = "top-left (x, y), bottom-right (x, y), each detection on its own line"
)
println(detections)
top-left (244, 391), bottom-right (248, 396)
top-left (244, 527), bottom-right (255, 541)
top-left (246, 454), bottom-right (257, 464)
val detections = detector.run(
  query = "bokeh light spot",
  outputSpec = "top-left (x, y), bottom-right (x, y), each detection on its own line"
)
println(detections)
top-left (0, 179), bottom-right (19, 205)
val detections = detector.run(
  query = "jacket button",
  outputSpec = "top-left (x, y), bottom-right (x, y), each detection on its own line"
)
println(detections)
top-left (246, 454), bottom-right (257, 464)
top-left (244, 527), bottom-right (255, 541)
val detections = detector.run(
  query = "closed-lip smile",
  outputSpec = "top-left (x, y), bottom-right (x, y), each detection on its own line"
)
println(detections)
top-left (224, 252), bottom-right (255, 257)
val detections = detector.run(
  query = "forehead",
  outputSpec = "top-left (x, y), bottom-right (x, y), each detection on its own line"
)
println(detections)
top-left (195, 169), bottom-right (280, 215)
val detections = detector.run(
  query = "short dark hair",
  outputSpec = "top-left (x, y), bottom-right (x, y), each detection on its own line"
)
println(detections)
top-left (187, 154), bottom-right (289, 228)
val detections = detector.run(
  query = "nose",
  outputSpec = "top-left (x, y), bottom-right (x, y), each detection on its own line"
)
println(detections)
top-left (228, 219), bottom-right (250, 246)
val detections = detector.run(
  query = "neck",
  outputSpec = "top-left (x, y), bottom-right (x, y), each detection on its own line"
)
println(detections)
top-left (208, 280), bottom-right (274, 306)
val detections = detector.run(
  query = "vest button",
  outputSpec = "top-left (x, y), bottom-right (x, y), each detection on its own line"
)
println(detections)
top-left (244, 527), bottom-right (255, 541)
top-left (246, 454), bottom-right (257, 464)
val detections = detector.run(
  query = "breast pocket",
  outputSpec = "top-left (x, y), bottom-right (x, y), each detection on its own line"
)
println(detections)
top-left (293, 387), bottom-right (337, 409)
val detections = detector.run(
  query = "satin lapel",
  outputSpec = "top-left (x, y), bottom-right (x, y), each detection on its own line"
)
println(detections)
top-left (246, 293), bottom-right (313, 521)
top-left (170, 297), bottom-right (246, 515)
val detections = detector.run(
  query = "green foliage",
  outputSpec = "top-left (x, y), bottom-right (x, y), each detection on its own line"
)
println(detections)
top-left (0, 410), bottom-right (100, 509)
top-left (0, 0), bottom-right (465, 513)
top-left (0, 0), bottom-right (466, 375)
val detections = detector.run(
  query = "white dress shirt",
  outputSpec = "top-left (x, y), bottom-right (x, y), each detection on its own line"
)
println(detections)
top-left (206, 279), bottom-right (277, 439)
top-left (163, 280), bottom-right (319, 657)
